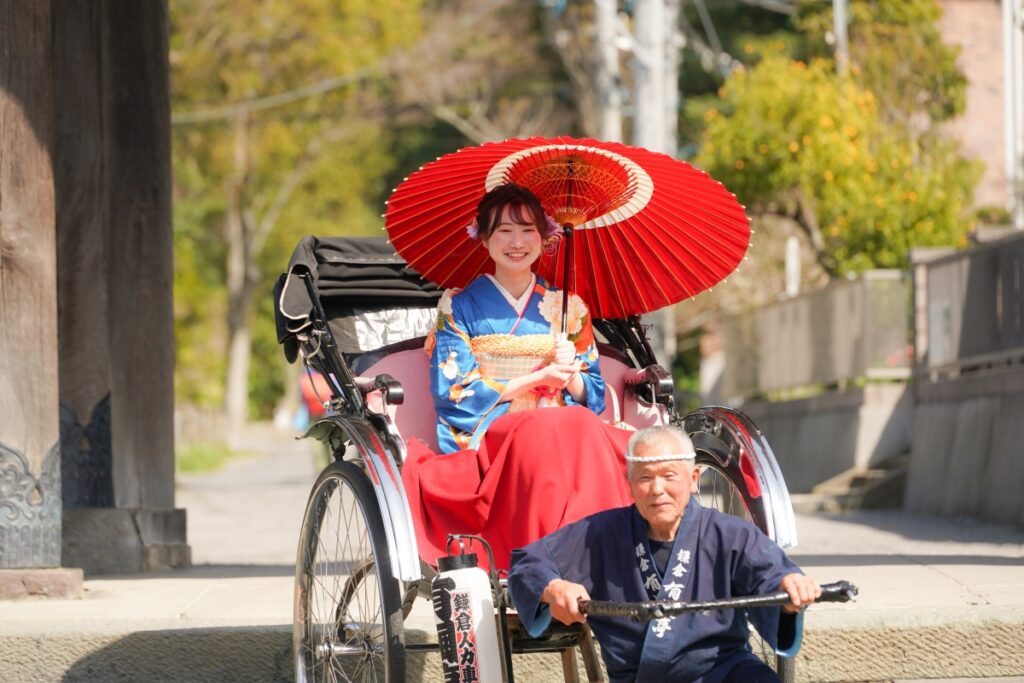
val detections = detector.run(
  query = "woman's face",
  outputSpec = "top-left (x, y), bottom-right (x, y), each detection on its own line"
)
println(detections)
top-left (482, 206), bottom-right (543, 275)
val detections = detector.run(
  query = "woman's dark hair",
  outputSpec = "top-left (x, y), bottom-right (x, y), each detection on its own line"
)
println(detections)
top-left (474, 184), bottom-right (559, 241)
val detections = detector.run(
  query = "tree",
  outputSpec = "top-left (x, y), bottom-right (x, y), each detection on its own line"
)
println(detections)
top-left (696, 0), bottom-right (982, 280)
top-left (170, 0), bottom-right (422, 442)
top-left (170, 0), bottom-right (585, 436)
top-left (697, 55), bottom-right (980, 277)
top-left (387, 0), bottom-right (577, 144)
top-left (794, 0), bottom-right (966, 131)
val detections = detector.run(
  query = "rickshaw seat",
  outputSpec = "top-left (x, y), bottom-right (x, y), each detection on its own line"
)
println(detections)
top-left (359, 347), bottom-right (663, 455)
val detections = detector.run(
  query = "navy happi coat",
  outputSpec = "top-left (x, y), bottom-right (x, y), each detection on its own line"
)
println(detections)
top-left (508, 499), bottom-right (803, 683)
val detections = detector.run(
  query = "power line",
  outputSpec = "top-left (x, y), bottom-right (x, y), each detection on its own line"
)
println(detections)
top-left (736, 0), bottom-right (795, 14)
top-left (692, 0), bottom-right (726, 62)
top-left (170, 66), bottom-right (378, 125)
top-left (679, 3), bottom-right (737, 77)
top-left (171, 0), bottom-right (509, 127)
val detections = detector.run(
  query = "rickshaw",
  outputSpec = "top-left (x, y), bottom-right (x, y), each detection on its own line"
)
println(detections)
top-left (275, 235), bottom-right (848, 683)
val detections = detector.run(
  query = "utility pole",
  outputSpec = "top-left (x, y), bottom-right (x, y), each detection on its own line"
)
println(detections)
top-left (1005, 0), bottom-right (1024, 230)
top-left (631, 0), bottom-right (679, 366)
top-left (595, 0), bottom-right (623, 141)
top-left (632, 0), bottom-right (666, 152)
top-left (664, 0), bottom-right (682, 152)
top-left (833, 0), bottom-right (849, 75)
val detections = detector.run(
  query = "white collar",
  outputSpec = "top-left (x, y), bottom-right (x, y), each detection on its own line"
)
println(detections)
top-left (486, 273), bottom-right (536, 314)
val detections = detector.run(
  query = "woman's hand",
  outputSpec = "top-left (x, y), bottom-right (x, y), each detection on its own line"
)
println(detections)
top-left (552, 334), bottom-right (577, 366)
top-left (537, 362), bottom-right (581, 389)
top-left (496, 334), bottom-right (586, 404)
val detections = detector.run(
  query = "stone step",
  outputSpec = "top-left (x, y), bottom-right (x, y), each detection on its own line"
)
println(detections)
top-left (3, 611), bottom-right (1023, 682)
top-left (2, 576), bottom-right (1022, 683)
top-left (793, 455), bottom-right (910, 514)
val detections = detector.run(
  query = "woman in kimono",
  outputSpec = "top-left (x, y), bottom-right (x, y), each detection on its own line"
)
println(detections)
top-left (402, 183), bottom-right (635, 570)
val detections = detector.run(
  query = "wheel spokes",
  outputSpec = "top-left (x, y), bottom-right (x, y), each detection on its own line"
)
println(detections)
top-left (697, 466), bottom-right (752, 524)
top-left (300, 473), bottom-right (389, 682)
top-left (697, 464), bottom-right (773, 669)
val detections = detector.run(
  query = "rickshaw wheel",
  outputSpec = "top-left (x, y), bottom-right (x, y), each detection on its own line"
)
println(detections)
top-left (695, 460), bottom-right (795, 683)
top-left (294, 460), bottom-right (405, 683)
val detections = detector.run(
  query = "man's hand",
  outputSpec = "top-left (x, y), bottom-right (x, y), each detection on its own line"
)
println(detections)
top-left (541, 578), bottom-right (590, 625)
top-left (779, 573), bottom-right (821, 613)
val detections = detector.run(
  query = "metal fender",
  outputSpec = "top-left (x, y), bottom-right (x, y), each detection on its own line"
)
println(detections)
top-left (303, 416), bottom-right (422, 582)
top-left (681, 406), bottom-right (798, 549)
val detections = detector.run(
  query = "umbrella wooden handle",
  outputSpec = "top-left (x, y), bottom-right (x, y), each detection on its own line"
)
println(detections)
top-left (561, 224), bottom-right (573, 334)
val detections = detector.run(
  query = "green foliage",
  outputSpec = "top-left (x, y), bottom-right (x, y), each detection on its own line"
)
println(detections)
top-left (170, 0), bottom-right (420, 105)
top-left (249, 291), bottom-right (286, 419)
top-left (173, 157), bottom-right (228, 406)
top-left (170, 0), bottom-right (422, 414)
top-left (678, 4), bottom-right (796, 149)
top-left (383, 121), bottom-right (468, 194)
top-left (974, 205), bottom-right (1012, 225)
top-left (692, 0), bottom-right (979, 275)
top-left (795, 0), bottom-right (966, 125)
top-left (698, 56), bottom-right (981, 275)
top-left (176, 441), bottom-right (252, 474)
top-left (671, 329), bottom-right (703, 415)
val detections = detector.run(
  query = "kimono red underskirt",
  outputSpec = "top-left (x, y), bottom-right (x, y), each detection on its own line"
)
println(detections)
top-left (402, 406), bottom-right (633, 571)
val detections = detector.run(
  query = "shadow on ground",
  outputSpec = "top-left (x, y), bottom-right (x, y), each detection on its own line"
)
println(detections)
top-left (792, 553), bottom-right (1024, 567)
top-left (88, 564), bottom-right (296, 581)
top-left (60, 627), bottom-right (292, 683)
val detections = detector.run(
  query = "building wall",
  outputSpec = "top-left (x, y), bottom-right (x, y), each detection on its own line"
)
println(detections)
top-left (741, 383), bottom-right (914, 494)
top-left (938, 0), bottom-right (1007, 209)
top-left (906, 367), bottom-right (1024, 525)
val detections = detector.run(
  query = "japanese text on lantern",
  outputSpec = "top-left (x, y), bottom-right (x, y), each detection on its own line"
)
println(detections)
top-left (453, 590), bottom-right (479, 682)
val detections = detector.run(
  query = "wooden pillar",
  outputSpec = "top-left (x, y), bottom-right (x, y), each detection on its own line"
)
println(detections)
top-left (0, 3), bottom-right (62, 569)
top-left (53, 1), bottom-right (175, 511)
top-left (52, 1), bottom-right (185, 575)
top-left (53, 0), bottom-right (114, 509)
top-left (0, 2), bottom-right (181, 580)
top-left (104, 0), bottom-right (176, 510)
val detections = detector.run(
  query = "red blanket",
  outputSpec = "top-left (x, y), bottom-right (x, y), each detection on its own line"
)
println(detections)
top-left (403, 406), bottom-right (633, 571)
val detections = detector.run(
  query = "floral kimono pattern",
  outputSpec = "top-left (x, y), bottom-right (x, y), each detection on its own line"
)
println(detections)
top-left (427, 274), bottom-right (606, 453)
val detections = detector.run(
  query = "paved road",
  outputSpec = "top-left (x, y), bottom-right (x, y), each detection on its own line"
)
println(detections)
top-left (176, 423), bottom-right (319, 566)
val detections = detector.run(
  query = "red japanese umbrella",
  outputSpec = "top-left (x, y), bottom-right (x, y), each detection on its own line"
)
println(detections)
top-left (384, 136), bottom-right (750, 320)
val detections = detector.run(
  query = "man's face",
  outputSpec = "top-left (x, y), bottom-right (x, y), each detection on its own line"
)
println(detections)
top-left (628, 438), bottom-right (700, 538)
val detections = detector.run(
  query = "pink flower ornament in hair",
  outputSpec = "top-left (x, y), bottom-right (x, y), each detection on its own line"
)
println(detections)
top-left (542, 214), bottom-right (563, 254)
top-left (465, 221), bottom-right (480, 240)
top-left (544, 214), bottom-right (562, 237)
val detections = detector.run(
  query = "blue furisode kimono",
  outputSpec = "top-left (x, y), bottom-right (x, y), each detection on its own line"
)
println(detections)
top-left (508, 499), bottom-right (804, 683)
top-left (428, 274), bottom-right (606, 453)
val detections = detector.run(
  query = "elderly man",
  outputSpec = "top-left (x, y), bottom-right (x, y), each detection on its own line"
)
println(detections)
top-left (507, 425), bottom-right (820, 683)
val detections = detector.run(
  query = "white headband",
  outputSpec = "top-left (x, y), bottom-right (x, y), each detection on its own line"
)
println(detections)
top-left (625, 451), bottom-right (696, 463)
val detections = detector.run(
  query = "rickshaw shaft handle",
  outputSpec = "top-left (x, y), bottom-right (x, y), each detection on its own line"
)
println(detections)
top-left (579, 580), bottom-right (858, 621)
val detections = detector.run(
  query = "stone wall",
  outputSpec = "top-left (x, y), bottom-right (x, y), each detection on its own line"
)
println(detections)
top-left (740, 383), bottom-right (913, 494)
top-left (906, 366), bottom-right (1024, 525)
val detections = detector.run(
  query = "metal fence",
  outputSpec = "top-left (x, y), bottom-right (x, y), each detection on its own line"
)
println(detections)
top-left (721, 271), bottom-right (911, 400)
top-left (923, 232), bottom-right (1024, 374)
